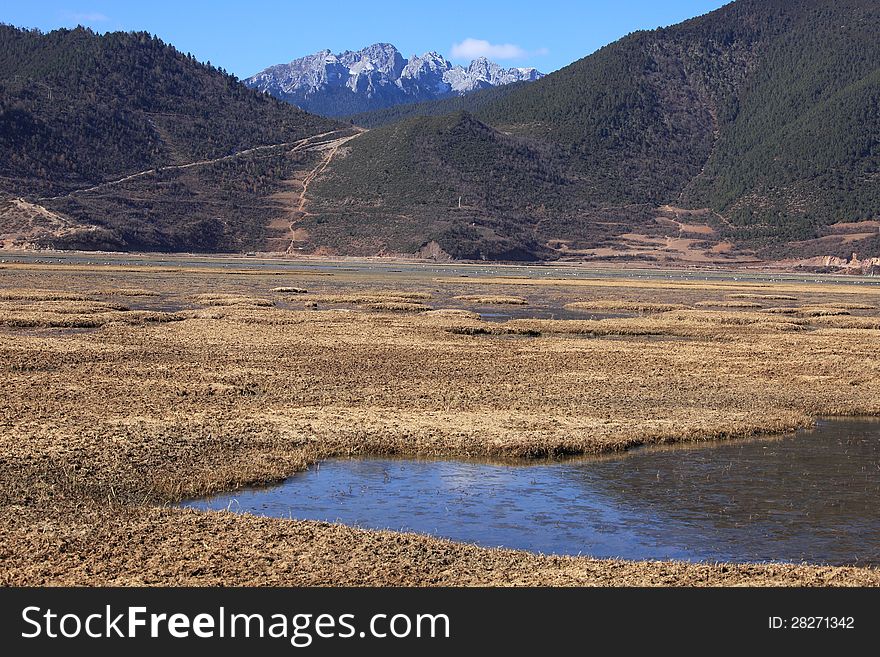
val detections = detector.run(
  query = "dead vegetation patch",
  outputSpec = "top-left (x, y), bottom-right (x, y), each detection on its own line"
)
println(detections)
top-left (729, 293), bottom-right (798, 301)
top-left (454, 295), bottom-right (528, 305)
top-left (660, 310), bottom-right (808, 326)
top-left (5, 501), bottom-right (878, 586)
top-left (811, 303), bottom-right (877, 311)
top-left (91, 288), bottom-right (161, 297)
top-left (449, 325), bottom-right (541, 337)
top-left (810, 316), bottom-right (880, 330)
top-left (696, 300), bottom-right (763, 309)
top-left (0, 300), bottom-right (129, 314)
top-left (308, 291), bottom-right (432, 304)
top-left (272, 286), bottom-right (307, 294)
top-left (0, 289), bottom-right (88, 301)
top-left (191, 294), bottom-right (275, 307)
top-left (361, 302), bottom-right (430, 312)
top-left (0, 309), bottom-right (184, 328)
top-left (798, 308), bottom-right (852, 317)
top-left (424, 308), bottom-right (482, 320)
top-left (564, 301), bottom-right (686, 313)
top-left (762, 307), bottom-right (801, 315)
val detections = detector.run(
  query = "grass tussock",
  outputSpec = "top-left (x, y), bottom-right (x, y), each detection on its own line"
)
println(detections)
top-left (0, 300), bottom-right (130, 314)
top-left (564, 301), bottom-right (686, 313)
top-left (810, 316), bottom-right (880, 330)
top-left (762, 307), bottom-right (800, 314)
top-left (454, 295), bottom-right (528, 305)
top-left (447, 313), bottom-right (808, 339)
top-left (361, 302), bottom-right (430, 312)
top-left (375, 290), bottom-right (433, 300)
top-left (797, 308), bottom-right (851, 317)
top-left (192, 294), bottom-right (275, 307)
top-left (501, 318), bottom-right (658, 336)
top-left (695, 301), bottom-right (763, 309)
top-left (308, 291), bottom-right (432, 304)
top-left (0, 309), bottom-right (184, 328)
top-left (272, 287), bottom-right (307, 294)
top-left (448, 325), bottom-right (541, 337)
top-left (661, 310), bottom-right (808, 326)
top-left (0, 289), bottom-right (89, 301)
top-left (424, 308), bottom-right (482, 320)
top-left (810, 303), bottom-right (877, 310)
top-left (728, 293), bottom-right (797, 301)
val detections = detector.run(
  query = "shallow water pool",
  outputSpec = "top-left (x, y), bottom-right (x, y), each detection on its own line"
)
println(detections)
top-left (183, 418), bottom-right (880, 565)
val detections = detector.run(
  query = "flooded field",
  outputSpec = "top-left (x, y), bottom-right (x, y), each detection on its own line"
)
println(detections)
top-left (4, 251), bottom-right (880, 288)
top-left (186, 419), bottom-right (880, 566)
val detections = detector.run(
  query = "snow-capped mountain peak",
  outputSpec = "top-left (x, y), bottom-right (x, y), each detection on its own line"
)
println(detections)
top-left (245, 43), bottom-right (544, 117)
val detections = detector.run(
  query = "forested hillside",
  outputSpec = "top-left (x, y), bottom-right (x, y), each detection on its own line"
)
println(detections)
top-left (1, 0), bottom-right (877, 260)
top-left (323, 0), bottom-right (879, 260)
top-left (0, 25), bottom-right (343, 251)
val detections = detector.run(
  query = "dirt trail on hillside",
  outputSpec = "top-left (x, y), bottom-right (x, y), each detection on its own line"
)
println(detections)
top-left (38, 130), bottom-right (346, 201)
top-left (295, 132), bottom-right (361, 213)
top-left (286, 131), bottom-right (363, 253)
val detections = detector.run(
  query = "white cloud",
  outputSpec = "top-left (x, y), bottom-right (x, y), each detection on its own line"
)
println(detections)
top-left (451, 38), bottom-right (529, 61)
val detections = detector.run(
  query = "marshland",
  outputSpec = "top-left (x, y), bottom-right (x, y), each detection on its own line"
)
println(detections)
top-left (2, 254), bottom-right (880, 585)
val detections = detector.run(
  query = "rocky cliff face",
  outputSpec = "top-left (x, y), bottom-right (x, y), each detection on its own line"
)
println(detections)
top-left (245, 43), bottom-right (543, 117)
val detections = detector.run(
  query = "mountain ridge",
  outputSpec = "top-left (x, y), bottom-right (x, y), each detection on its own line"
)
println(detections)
top-left (1, 0), bottom-right (878, 264)
top-left (0, 24), bottom-right (348, 252)
top-left (245, 42), bottom-right (544, 117)
top-left (302, 0), bottom-right (880, 262)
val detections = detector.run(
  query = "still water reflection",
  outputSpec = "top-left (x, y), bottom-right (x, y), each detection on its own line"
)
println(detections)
top-left (184, 418), bottom-right (880, 565)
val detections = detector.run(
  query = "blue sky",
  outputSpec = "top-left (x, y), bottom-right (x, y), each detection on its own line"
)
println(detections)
top-left (2, 1), bottom-right (731, 77)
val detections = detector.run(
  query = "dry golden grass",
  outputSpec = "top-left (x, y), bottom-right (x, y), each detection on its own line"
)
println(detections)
top-left (454, 294), bottom-right (528, 305)
top-left (729, 293), bottom-right (798, 301)
top-left (271, 286), bottom-right (307, 293)
top-left (2, 262), bottom-right (880, 586)
top-left (308, 291), bottom-right (433, 304)
top-left (91, 288), bottom-right (161, 297)
top-left (0, 307), bottom-right (184, 328)
top-left (659, 309), bottom-right (809, 327)
top-left (0, 299), bottom-right (129, 314)
top-left (696, 300), bottom-right (763, 308)
top-left (4, 501), bottom-right (877, 587)
top-left (565, 300), bottom-right (687, 313)
top-left (810, 316), bottom-right (880, 329)
top-left (192, 293), bottom-right (275, 307)
top-left (424, 308), bottom-right (482, 320)
top-left (762, 307), bottom-right (801, 315)
top-left (361, 301), bottom-right (430, 312)
top-left (810, 302), bottom-right (877, 310)
top-left (761, 303), bottom-right (877, 317)
top-left (434, 275), bottom-right (880, 297)
top-left (449, 324), bottom-right (542, 337)
top-left (798, 308), bottom-right (851, 317)
top-left (0, 288), bottom-right (88, 301)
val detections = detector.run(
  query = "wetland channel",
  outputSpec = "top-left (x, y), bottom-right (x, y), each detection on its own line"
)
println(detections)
top-left (184, 418), bottom-right (880, 565)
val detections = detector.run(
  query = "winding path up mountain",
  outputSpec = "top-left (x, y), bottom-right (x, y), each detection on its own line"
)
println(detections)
top-left (286, 130), bottom-right (364, 253)
top-left (37, 130), bottom-right (348, 202)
